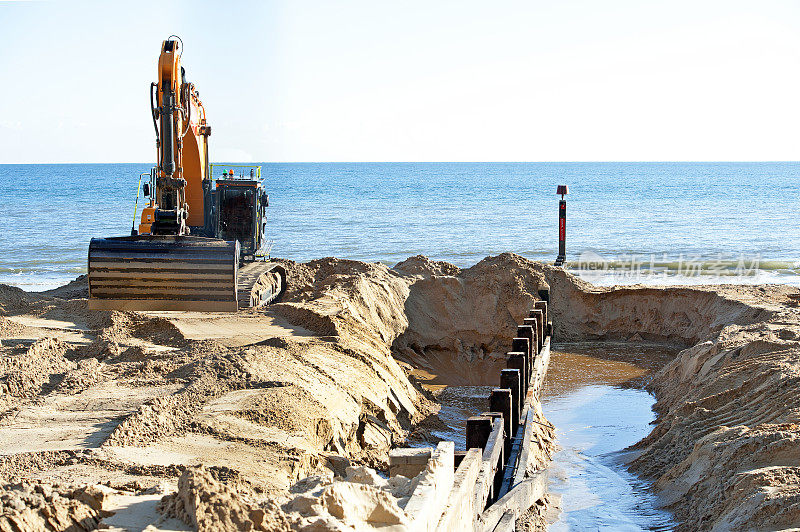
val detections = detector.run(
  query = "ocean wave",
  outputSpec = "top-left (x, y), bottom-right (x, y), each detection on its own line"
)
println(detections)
top-left (0, 265), bottom-right (86, 275)
top-left (567, 267), bottom-right (800, 287)
top-left (567, 252), bottom-right (800, 275)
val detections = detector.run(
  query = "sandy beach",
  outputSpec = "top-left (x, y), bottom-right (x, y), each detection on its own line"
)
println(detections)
top-left (1, 254), bottom-right (798, 530)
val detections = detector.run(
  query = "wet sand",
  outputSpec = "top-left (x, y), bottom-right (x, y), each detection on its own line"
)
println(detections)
top-left (543, 342), bottom-right (677, 396)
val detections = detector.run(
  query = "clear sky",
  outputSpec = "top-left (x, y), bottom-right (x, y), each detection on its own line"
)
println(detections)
top-left (1, 0), bottom-right (799, 162)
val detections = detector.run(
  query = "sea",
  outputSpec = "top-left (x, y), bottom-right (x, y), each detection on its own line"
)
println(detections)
top-left (2, 161), bottom-right (799, 291)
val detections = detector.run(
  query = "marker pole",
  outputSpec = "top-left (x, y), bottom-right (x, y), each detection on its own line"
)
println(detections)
top-left (555, 185), bottom-right (568, 266)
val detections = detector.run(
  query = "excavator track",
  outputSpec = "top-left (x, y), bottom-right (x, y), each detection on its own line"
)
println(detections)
top-left (88, 236), bottom-right (286, 312)
top-left (237, 262), bottom-right (287, 309)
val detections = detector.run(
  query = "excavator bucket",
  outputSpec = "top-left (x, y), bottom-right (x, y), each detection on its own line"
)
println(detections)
top-left (87, 236), bottom-right (240, 312)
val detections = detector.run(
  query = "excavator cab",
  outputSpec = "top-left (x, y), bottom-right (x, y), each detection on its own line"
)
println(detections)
top-left (216, 178), bottom-right (268, 260)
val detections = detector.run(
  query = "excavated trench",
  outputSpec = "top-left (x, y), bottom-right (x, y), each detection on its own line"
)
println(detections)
top-left (377, 258), bottom-right (793, 530)
top-left (398, 326), bottom-right (685, 529)
top-left (334, 258), bottom-right (683, 528)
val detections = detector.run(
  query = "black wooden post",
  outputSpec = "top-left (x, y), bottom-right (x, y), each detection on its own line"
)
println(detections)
top-left (537, 288), bottom-right (550, 302)
top-left (523, 318), bottom-right (541, 356)
top-left (555, 185), bottom-right (568, 266)
top-left (490, 388), bottom-right (512, 459)
top-left (534, 300), bottom-right (548, 334)
top-left (466, 416), bottom-right (493, 450)
top-left (516, 324), bottom-right (535, 373)
top-left (528, 310), bottom-right (544, 350)
top-left (500, 369), bottom-right (521, 433)
top-left (511, 337), bottom-right (530, 388)
top-left (507, 350), bottom-right (527, 394)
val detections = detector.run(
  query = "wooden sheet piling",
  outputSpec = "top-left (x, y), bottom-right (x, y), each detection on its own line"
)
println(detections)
top-left (512, 409), bottom-right (537, 486)
top-left (473, 418), bottom-right (505, 513)
top-left (437, 448), bottom-right (482, 531)
top-left (493, 510), bottom-right (516, 532)
top-left (479, 472), bottom-right (548, 532)
top-left (490, 334), bottom-right (552, 521)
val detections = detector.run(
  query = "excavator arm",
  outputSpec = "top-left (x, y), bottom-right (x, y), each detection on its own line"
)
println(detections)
top-left (146, 38), bottom-right (211, 235)
top-left (87, 38), bottom-right (241, 312)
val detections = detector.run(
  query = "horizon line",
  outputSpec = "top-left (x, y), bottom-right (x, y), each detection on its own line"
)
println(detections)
top-left (1, 160), bottom-right (799, 165)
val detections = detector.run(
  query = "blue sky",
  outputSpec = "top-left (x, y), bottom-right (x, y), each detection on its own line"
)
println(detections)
top-left (1, 0), bottom-right (799, 162)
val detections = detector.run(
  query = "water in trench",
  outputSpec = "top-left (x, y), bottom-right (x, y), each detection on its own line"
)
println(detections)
top-left (424, 342), bottom-right (679, 530)
top-left (544, 343), bottom-right (677, 531)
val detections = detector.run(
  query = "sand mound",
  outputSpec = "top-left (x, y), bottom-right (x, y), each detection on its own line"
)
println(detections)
top-left (0, 275), bottom-right (433, 497)
top-left (0, 281), bottom-right (115, 333)
top-left (392, 253), bottom-right (548, 384)
top-left (160, 466), bottom-right (289, 531)
top-left (130, 317), bottom-right (188, 347)
top-left (161, 464), bottom-right (417, 531)
top-left (627, 316), bottom-right (800, 530)
top-left (274, 258), bottom-right (411, 345)
top-left (0, 338), bottom-right (72, 398)
top-left (0, 317), bottom-right (25, 339)
top-left (393, 255), bottom-right (460, 277)
top-left (0, 284), bottom-right (37, 315)
top-left (38, 275), bottom-right (89, 300)
top-left (540, 266), bottom-right (782, 345)
top-left (274, 253), bottom-right (549, 385)
top-left (0, 482), bottom-right (109, 532)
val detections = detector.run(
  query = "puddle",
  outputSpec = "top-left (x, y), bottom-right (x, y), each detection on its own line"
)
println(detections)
top-left (428, 384), bottom-right (494, 450)
top-left (544, 343), bottom-right (678, 531)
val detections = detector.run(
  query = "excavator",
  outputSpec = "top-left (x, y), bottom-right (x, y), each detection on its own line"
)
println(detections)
top-left (87, 37), bottom-right (286, 312)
